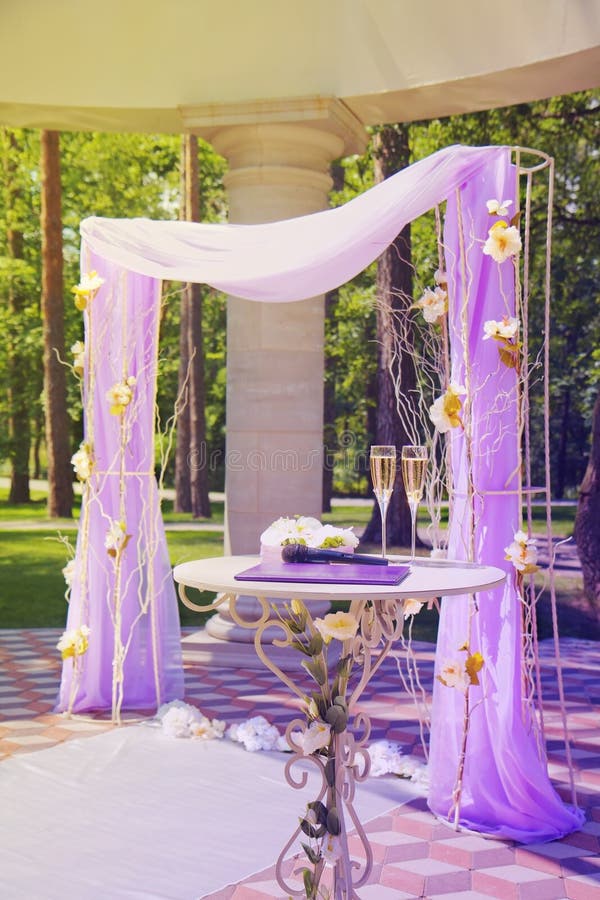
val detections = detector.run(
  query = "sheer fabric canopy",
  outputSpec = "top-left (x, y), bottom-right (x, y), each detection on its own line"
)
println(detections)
top-left (80, 145), bottom-right (506, 301)
top-left (60, 144), bottom-right (583, 842)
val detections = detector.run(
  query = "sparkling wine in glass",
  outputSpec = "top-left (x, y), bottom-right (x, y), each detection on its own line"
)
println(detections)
top-left (370, 445), bottom-right (397, 558)
top-left (401, 445), bottom-right (428, 561)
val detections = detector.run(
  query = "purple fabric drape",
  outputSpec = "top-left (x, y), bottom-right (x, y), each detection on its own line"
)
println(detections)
top-left (56, 252), bottom-right (184, 712)
top-left (427, 151), bottom-right (584, 841)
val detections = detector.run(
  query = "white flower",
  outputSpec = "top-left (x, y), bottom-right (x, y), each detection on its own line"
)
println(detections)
top-left (434, 268), bottom-right (447, 286)
top-left (414, 286), bottom-right (447, 324)
top-left (322, 834), bottom-right (342, 865)
top-left (160, 705), bottom-right (197, 738)
top-left (261, 517), bottom-right (360, 551)
top-left (72, 271), bottom-right (105, 310)
top-left (429, 383), bottom-right (466, 433)
top-left (483, 316), bottom-right (519, 341)
top-left (314, 611), bottom-right (359, 644)
top-left (190, 717), bottom-right (226, 741)
top-left (483, 222), bottom-right (522, 263)
top-left (71, 442), bottom-right (93, 481)
top-left (260, 515), bottom-right (321, 548)
top-left (402, 598), bottom-right (423, 619)
top-left (104, 519), bottom-right (130, 557)
top-left (71, 341), bottom-right (85, 375)
top-left (292, 721), bottom-right (332, 756)
top-left (368, 740), bottom-right (429, 785)
top-left (156, 700), bottom-right (225, 741)
top-left (57, 624), bottom-right (90, 660)
top-left (430, 548), bottom-right (447, 559)
top-left (504, 530), bottom-right (540, 574)
top-left (107, 376), bottom-right (136, 416)
top-left (486, 198), bottom-right (513, 216)
top-left (369, 740), bottom-right (406, 777)
top-left (438, 659), bottom-right (470, 692)
top-left (310, 524), bottom-right (359, 550)
top-left (227, 715), bottom-right (285, 752)
top-left (62, 559), bottom-right (76, 586)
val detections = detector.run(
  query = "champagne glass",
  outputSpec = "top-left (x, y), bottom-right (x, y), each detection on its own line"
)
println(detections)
top-left (370, 445), bottom-right (397, 558)
top-left (401, 445), bottom-right (428, 561)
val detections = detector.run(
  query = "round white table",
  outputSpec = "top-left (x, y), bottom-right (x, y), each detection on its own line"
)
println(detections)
top-left (173, 555), bottom-right (505, 899)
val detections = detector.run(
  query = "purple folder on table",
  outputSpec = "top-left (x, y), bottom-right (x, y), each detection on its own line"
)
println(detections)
top-left (234, 561), bottom-right (411, 586)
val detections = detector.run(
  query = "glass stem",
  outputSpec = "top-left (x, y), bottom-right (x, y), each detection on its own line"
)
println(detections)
top-left (380, 499), bottom-right (388, 558)
top-left (409, 502), bottom-right (417, 561)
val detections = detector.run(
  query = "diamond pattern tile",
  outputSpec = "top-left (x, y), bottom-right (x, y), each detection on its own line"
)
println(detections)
top-left (1, 629), bottom-right (599, 899)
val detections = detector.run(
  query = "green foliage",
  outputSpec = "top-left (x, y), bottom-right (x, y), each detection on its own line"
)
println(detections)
top-left (0, 93), bottom-right (598, 499)
top-left (410, 91), bottom-right (600, 495)
top-left (0, 129), bottom-right (228, 485)
top-left (0, 527), bottom-right (225, 628)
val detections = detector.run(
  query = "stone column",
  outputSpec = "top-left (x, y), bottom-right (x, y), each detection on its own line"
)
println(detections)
top-left (180, 99), bottom-right (367, 655)
top-left (218, 123), bottom-right (343, 553)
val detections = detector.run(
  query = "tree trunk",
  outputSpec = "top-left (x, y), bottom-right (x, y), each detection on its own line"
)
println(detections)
top-left (574, 386), bottom-right (600, 604)
top-left (6, 131), bottom-right (31, 503)
top-left (174, 284), bottom-right (192, 511)
top-left (41, 131), bottom-right (73, 517)
top-left (174, 134), bottom-right (211, 517)
top-left (322, 163), bottom-right (346, 514)
top-left (361, 125), bottom-right (417, 550)
top-left (555, 386), bottom-right (571, 499)
top-left (322, 287), bottom-right (338, 513)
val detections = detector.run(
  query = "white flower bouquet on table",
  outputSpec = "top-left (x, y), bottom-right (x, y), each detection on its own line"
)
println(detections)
top-left (259, 516), bottom-right (359, 561)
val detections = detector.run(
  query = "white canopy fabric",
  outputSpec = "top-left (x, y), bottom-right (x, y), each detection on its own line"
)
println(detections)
top-left (80, 144), bottom-right (505, 300)
top-left (1, 1), bottom-right (598, 133)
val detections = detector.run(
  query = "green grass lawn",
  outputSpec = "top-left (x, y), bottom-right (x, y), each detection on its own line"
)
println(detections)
top-left (0, 528), bottom-right (224, 629)
top-left (0, 488), bottom-right (589, 641)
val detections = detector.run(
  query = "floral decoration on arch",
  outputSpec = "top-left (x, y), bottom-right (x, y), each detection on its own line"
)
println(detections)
top-left (483, 315), bottom-right (522, 369)
top-left (414, 270), bottom-right (448, 325)
top-left (107, 376), bottom-right (136, 416)
top-left (72, 271), bottom-right (104, 310)
top-left (429, 383), bottom-right (466, 433)
top-left (505, 530), bottom-right (540, 575)
top-left (483, 197), bottom-right (522, 263)
top-left (437, 643), bottom-right (485, 692)
top-left (71, 441), bottom-right (93, 482)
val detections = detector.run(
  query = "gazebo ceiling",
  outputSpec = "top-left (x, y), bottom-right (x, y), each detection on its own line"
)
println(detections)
top-left (1, 0), bottom-right (599, 134)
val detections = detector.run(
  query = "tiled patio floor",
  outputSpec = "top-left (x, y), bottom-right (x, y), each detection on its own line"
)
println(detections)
top-left (1, 629), bottom-right (599, 899)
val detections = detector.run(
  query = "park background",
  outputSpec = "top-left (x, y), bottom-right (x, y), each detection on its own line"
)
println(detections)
top-left (0, 91), bottom-right (598, 637)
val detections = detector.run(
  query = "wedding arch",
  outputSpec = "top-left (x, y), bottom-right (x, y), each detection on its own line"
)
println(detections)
top-left (56, 143), bottom-right (583, 842)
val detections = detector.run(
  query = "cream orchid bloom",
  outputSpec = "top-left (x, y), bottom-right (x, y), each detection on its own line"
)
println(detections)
top-left (57, 624), bottom-right (90, 660)
top-left (72, 271), bottom-right (105, 310)
top-left (106, 376), bottom-right (136, 416)
top-left (429, 383), bottom-right (466, 433)
top-left (437, 659), bottom-right (470, 692)
top-left (486, 198), bottom-right (513, 216)
top-left (294, 720), bottom-right (332, 756)
top-left (403, 598), bottom-right (424, 619)
top-left (504, 530), bottom-right (540, 574)
top-left (71, 341), bottom-right (85, 375)
top-left (314, 611), bottom-right (359, 644)
top-left (483, 316), bottom-right (519, 341)
top-left (415, 286), bottom-right (448, 324)
top-left (71, 441), bottom-right (93, 481)
top-left (483, 221), bottom-right (522, 263)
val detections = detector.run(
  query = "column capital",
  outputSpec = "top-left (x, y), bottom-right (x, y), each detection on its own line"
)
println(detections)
top-left (180, 94), bottom-right (368, 158)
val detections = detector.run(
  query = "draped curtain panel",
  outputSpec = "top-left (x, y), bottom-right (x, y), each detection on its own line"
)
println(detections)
top-left (427, 155), bottom-right (583, 841)
top-left (56, 252), bottom-right (183, 715)
top-left (58, 144), bottom-right (582, 841)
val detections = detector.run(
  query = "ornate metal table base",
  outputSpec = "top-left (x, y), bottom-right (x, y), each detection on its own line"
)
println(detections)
top-left (178, 584), bottom-right (406, 898)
